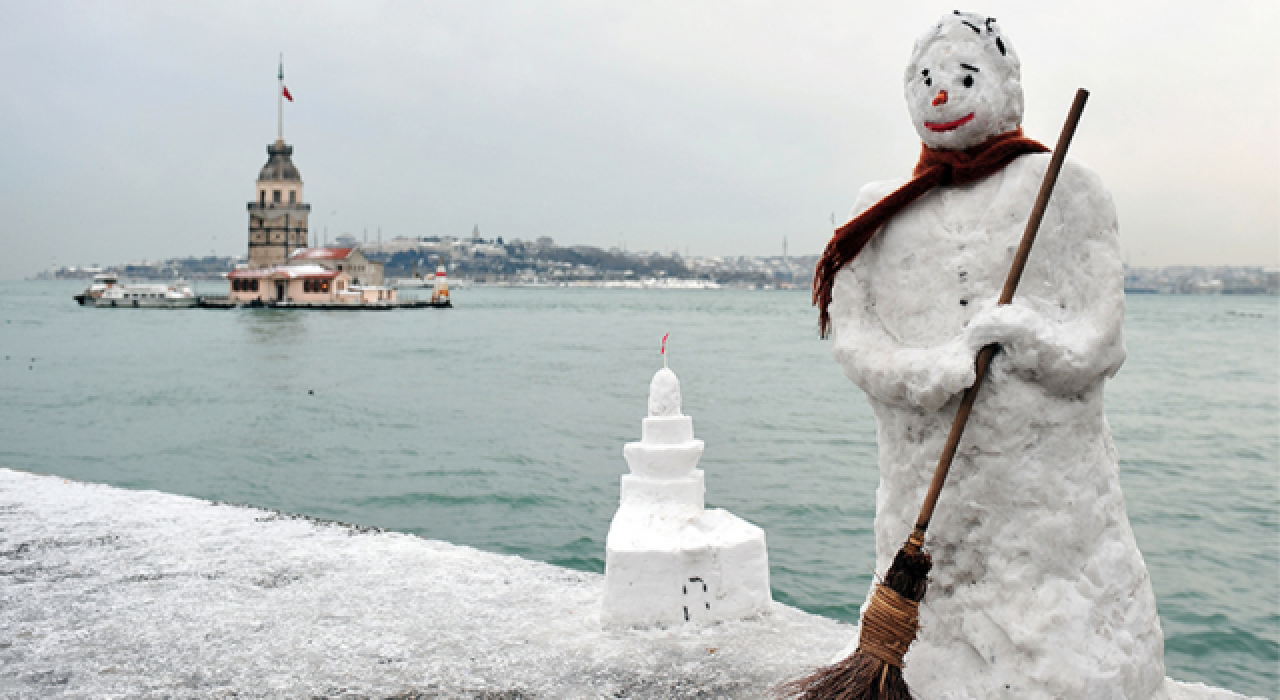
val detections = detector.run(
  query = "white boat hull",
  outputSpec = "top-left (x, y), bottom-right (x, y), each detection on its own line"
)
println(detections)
top-left (86, 280), bottom-right (198, 308)
top-left (94, 296), bottom-right (199, 308)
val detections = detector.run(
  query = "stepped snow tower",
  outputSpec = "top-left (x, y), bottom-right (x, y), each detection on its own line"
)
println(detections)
top-left (247, 57), bottom-right (310, 269)
top-left (602, 364), bottom-right (771, 628)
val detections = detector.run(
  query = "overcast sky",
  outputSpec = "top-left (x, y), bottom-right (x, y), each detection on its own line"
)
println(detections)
top-left (1, 1), bottom-right (1276, 279)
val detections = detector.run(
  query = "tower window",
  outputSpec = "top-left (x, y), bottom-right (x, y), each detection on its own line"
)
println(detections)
top-left (259, 190), bottom-right (266, 205)
top-left (273, 190), bottom-right (281, 203)
top-left (289, 191), bottom-right (296, 203)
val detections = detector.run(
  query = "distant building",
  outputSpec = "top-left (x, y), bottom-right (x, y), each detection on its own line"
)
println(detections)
top-left (238, 83), bottom-right (391, 290)
top-left (247, 139), bottom-right (311, 268)
top-left (227, 264), bottom-right (396, 305)
top-left (289, 247), bottom-right (384, 286)
top-left (228, 265), bottom-right (349, 303)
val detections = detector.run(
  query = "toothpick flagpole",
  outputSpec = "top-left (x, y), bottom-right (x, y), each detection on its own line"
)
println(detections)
top-left (662, 333), bottom-right (669, 369)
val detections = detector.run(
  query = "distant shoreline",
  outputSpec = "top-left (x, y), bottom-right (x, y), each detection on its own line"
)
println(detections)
top-left (18, 277), bottom-right (1280, 295)
top-left (26, 241), bottom-right (1279, 294)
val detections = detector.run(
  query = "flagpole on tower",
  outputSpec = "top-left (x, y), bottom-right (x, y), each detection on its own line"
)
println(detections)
top-left (277, 53), bottom-right (284, 141)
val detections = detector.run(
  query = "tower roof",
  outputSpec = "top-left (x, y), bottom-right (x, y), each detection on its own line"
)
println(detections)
top-left (258, 139), bottom-right (301, 182)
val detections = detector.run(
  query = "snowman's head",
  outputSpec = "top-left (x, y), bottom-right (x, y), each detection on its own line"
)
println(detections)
top-left (905, 12), bottom-right (1023, 151)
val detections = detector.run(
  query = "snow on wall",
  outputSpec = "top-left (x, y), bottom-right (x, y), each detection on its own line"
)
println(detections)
top-left (0, 469), bottom-right (1253, 699)
top-left (0, 468), bottom-right (836, 699)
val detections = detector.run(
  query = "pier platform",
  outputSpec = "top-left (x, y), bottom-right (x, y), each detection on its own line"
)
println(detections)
top-left (0, 468), bottom-right (1253, 699)
top-left (196, 297), bottom-right (451, 310)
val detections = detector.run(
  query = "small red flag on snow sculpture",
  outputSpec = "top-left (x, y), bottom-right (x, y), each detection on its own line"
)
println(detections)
top-left (282, 85), bottom-right (293, 102)
top-left (661, 333), bottom-right (669, 368)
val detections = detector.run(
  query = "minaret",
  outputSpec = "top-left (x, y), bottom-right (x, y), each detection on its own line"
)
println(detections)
top-left (602, 357), bottom-right (771, 628)
top-left (247, 56), bottom-right (310, 268)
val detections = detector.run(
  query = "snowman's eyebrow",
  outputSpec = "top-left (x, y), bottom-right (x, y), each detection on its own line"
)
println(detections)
top-left (960, 20), bottom-right (981, 34)
top-left (960, 64), bottom-right (980, 72)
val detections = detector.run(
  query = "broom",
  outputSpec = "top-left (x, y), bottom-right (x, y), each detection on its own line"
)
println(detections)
top-left (781, 88), bottom-right (1090, 700)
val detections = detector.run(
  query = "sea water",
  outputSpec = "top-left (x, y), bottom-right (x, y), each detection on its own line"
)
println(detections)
top-left (0, 281), bottom-right (1275, 697)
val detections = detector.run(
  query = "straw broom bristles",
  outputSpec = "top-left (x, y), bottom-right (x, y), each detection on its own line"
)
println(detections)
top-left (777, 530), bottom-right (931, 700)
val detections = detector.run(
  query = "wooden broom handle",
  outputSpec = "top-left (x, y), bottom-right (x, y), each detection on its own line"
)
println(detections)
top-left (913, 88), bottom-right (1090, 535)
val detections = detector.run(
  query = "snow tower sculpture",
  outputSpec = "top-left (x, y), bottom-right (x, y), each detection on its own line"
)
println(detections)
top-left (821, 11), bottom-right (1168, 699)
top-left (602, 364), bottom-right (771, 628)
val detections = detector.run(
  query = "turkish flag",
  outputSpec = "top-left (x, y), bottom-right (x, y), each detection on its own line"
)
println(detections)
top-left (282, 85), bottom-right (293, 102)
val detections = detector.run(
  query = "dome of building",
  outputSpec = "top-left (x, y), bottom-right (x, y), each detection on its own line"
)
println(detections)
top-left (258, 139), bottom-right (301, 182)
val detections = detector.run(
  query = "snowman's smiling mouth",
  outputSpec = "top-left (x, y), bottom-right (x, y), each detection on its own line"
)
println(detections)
top-left (925, 112), bottom-right (975, 132)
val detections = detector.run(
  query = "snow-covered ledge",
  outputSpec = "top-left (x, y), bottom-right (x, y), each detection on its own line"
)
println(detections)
top-left (0, 468), bottom-right (840, 698)
top-left (0, 468), bottom-right (1256, 699)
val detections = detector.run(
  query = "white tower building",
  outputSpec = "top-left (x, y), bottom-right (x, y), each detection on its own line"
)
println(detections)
top-left (602, 366), bottom-right (772, 628)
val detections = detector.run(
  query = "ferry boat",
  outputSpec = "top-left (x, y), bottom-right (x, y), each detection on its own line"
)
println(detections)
top-left (75, 275), bottom-right (198, 308)
top-left (72, 273), bottom-right (120, 305)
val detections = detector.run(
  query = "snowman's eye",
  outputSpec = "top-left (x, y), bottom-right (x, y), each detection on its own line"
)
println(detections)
top-left (963, 75), bottom-right (974, 88)
top-left (925, 77), bottom-right (932, 87)
top-left (921, 69), bottom-right (931, 87)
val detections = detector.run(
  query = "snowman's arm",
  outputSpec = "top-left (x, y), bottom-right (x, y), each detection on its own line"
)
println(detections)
top-left (828, 181), bottom-right (975, 412)
top-left (966, 160), bottom-right (1127, 395)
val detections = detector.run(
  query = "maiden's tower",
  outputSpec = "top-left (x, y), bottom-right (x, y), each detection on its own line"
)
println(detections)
top-left (226, 57), bottom-right (407, 308)
top-left (247, 59), bottom-right (309, 269)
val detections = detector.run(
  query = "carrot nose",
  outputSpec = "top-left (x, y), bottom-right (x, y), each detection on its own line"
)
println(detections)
top-left (932, 90), bottom-right (949, 107)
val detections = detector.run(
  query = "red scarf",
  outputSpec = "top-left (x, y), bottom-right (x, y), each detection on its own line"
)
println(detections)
top-left (813, 129), bottom-right (1049, 337)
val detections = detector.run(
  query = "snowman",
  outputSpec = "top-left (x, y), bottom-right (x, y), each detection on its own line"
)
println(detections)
top-left (821, 12), bottom-right (1168, 699)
